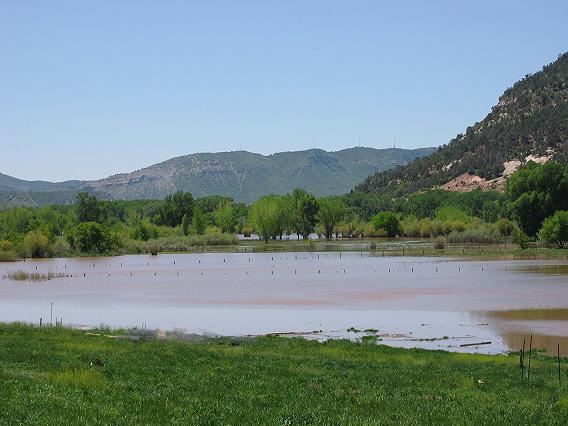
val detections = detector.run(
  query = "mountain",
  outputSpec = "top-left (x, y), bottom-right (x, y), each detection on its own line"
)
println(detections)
top-left (0, 147), bottom-right (435, 207)
top-left (82, 147), bottom-right (435, 203)
top-left (0, 172), bottom-right (84, 208)
top-left (356, 52), bottom-right (568, 195)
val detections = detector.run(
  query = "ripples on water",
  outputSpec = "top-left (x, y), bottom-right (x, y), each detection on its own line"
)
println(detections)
top-left (1, 253), bottom-right (568, 355)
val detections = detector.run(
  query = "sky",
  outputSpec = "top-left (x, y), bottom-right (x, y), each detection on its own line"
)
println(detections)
top-left (1, 1), bottom-right (568, 182)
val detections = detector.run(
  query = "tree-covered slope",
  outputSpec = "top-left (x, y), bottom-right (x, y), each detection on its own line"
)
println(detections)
top-left (356, 52), bottom-right (568, 195)
top-left (81, 147), bottom-right (435, 203)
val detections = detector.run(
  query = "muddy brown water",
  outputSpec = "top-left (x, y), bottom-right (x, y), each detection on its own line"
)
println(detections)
top-left (1, 252), bottom-right (568, 355)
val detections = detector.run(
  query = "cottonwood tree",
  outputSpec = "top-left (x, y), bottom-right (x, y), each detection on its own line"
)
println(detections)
top-left (539, 210), bottom-right (568, 248)
top-left (317, 197), bottom-right (345, 239)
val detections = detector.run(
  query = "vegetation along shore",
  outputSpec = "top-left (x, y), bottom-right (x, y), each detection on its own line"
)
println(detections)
top-left (1, 161), bottom-right (568, 261)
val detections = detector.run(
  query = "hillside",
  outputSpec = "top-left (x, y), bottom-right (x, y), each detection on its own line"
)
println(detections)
top-left (356, 52), bottom-right (568, 195)
top-left (80, 147), bottom-right (434, 203)
top-left (0, 147), bottom-right (434, 206)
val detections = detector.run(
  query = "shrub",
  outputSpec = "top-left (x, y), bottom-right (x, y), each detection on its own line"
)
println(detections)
top-left (512, 227), bottom-right (530, 249)
top-left (131, 222), bottom-right (159, 241)
top-left (447, 226), bottom-right (501, 244)
top-left (242, 224), bottom-right (254, 238)
top-left (0, 250), bottom-right (17, 262)
top-left (21, 230), bottom-right (52, 258)
top-left (67, 222), bottom-right (119, 255)
top-left (191, 207), bottom-right (206, 235)
top-left (539, 211), bottom-right (568, 248)
top-left (124, 234), bottom-right (238, 254)
top-left (496, 218), bottom-right (515, 237)
top-left (433, 238), bottom-right (445, 250)
top-left (372, 211), bottom-right (402, 237)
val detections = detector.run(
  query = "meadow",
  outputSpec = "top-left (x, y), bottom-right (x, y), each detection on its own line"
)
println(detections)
top-left (0, 323), bottom-right (567, 424)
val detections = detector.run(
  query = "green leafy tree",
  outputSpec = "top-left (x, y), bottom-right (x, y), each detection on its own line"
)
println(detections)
top-left (67, 222), bottom-right (118, 254)
top-left (512, 227), bottom-right (530, 249)
top-left (22, 230), bottom-right (51, 258)
top-left (131, 221), bottom-right (158, 241)
top-left (249, 196), bottom-right (280, 242)
top-left (317, 197), bottom-right (345, 239)
top-left (192, 207), bottom-right (206, 235)
top-left (291, 189), bottom-right (319, 239)
top-left (539, 211), bottom-right (568, 248)
top-left (214, 203), bottom-right (236, 233)
top-left (507, 162), bottom-right (568, 236)
top-left (372, 211), bottom-right (402, 237)
top-left (158, 192), bottom-right (194, 227)
top-left (275, 195), bottom-right (294, 239)
top-left (76, 192), bottom-right (107, 223)
top-left (181, 214), bottom-right (190, 236)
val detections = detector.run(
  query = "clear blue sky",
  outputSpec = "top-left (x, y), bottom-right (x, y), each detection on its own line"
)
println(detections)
top-left (1, 1), bottom-right (567, 182)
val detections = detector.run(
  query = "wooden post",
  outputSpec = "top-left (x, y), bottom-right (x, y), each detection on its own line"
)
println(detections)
top-left (521, 338), bottom-right (526, 379)
top-left (528, 334), bottom-right (533, 381)
top-left (559, 343), bottom-right (562, 387)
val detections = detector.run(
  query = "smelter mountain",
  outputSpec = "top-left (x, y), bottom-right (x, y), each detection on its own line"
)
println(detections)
top-left (0, 147), bottom-right (434, 206)
top-left (356, 52), bottom-right (568, 195)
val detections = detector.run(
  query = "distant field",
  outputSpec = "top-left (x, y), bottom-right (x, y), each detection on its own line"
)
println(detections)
top-left (0, 324), bottom-right (567, 424)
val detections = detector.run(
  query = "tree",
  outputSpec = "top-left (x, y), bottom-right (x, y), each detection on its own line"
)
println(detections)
top-left (539, 211), bottom-right (568, 248)
top-left (192, 207), bottom-right (206, 235)
top-left (372, 211), bottom-right (402, 237)
top-left (291, 189), bottom-right (319, 239)
top-left (317, 197), bottom-right (345, 239)
top-left (512, 227), bottom-right (530, 249)
top-left (214, 203), bottom-right (236, 233)
top-left (67, 222), bottom-right (118, 254)
top-left (181, 214), bottom-right (190, 236)
top-left (507, 162), bottom-right (568, 236)
top-left (157, 192), bottom-right (194, 227)
top-left (275, 195), bottom-right (294, 239)
top-left (131, 221), bottom-right (159, 241)
top-left (22, 230), bottom-right (51, 258)
top-left (249, 196), bottom-right (280, 242)
top-left (76, 192), bottom-right (107, 223)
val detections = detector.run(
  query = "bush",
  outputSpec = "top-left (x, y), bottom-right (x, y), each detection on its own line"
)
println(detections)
top-left (496, 218), bottom-right (515, 237)
top-left (512, 227), bottom-right (530, 249)
top-left (21, 230), bottom-right (52, 258)
top-left (372, 211), bottom-right (402, 237)
top-left (0, 250), bottom-right (17, 262)
top-left (131, 222), bottom-right (159, 241)
top-left (447, 226), bottom-right (501, 244)
top-left (433, 238), bottom-right (445, 250)
top-left (539, 211), bottom-right (568, 248)
top-left (242, 224), bottom-right (254, 238)
top-left (67, 222), bottom-right (119, 255)
top-left (124, 234), bottom-right (238, 254)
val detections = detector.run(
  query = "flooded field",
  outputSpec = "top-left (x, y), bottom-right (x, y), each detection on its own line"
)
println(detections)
top-left (1, 252), bottom-right (568, 355)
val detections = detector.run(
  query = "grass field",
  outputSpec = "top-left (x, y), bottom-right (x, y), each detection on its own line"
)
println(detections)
top-left (1, 324), bottom-right (567, 424)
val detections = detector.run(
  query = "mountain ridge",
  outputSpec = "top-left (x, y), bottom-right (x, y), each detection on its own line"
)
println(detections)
top-left (0, 146), bottom-right (435, 206)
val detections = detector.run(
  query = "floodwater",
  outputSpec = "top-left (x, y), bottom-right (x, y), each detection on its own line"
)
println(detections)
top-left (1, 252), bottom-right (568, 355)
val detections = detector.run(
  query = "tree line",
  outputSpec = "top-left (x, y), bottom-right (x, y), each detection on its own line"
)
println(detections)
top-left (1, 161), bottom-right (568, 259)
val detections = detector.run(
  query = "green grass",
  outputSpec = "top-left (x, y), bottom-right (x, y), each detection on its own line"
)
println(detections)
top-left (1, 323), bottom-right (567, 424)
top-left (2, 270), bottom-right (68, 281)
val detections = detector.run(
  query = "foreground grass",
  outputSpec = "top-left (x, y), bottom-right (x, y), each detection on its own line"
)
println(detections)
top-left (1, 324), bottom-right (567, 424)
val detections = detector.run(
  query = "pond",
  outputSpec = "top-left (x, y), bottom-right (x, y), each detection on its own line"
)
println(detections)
top-left (1, 252), bottom-right (568, 355)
